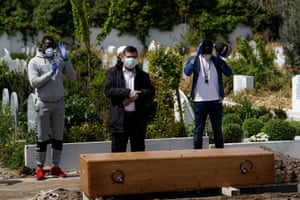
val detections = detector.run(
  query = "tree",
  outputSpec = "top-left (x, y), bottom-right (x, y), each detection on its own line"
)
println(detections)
top-left (32, 0), bottom-right (74, 37)
top-left (70, 0), bottom-right (92, 85)
top-left (146, 45), bottom-right (186, 138)
top-left (0, 0), bottom-right (36, 43)
top-left (182, 0), bottom-right (281, 46)
top-left (89, 0), bottom-right (110, 27)
top-left (280, 0), bottom-right (300, 74)
top-left (96, 0), bottom-right (181, 46)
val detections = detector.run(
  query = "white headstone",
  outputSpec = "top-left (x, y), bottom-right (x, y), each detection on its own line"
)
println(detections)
top-left (26, 46), bottom-right (30, 56)
top-left (233, 75), bottom-right (254, 95)
top-left (148, 40), bottom-right (159, 51)
top-left (27, 93), bottom-right (37, 132)
top-left (173, 89), bottom-right (194, 126)
top-left (142, 58), bottom-right (149, 73)
top-left (4, 48), bottom-right (10, 57)
top-left (2, 88), bottom-right (10, 107)
top-left (107, 45), bottom-right (116, 54)
top-left (20, 59), bottom-right (28, 74)
top-left (15, 58), bottom-right (20, 73)
top-left (111, 55), bottom-right (117, 66)
top-left (7, 59), bottom-right (15, 72)
top-left (102, 54), bottom-right (108, 69)
top-left (274, 46), bottom-right (285, 68)
top-left (31, 46), bottom-right (36, 56)
top-left (292, 75), bottom-right (300, 112)
top-left (10, 92), bottom-right (19, 132)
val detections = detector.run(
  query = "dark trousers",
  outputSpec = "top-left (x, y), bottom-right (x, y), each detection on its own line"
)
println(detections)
top-left (193, 100), bottom-right (224, 149)
top-left (111, 111), bottom-right (145, 152)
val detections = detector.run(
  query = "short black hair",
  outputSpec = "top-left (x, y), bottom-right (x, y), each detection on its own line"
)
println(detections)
top-left (200, 40), bottom-right (213, 54)
top-left (124, 46), bottom-right (138, 55)
top-left (41, 35), bottom-right (55, 48)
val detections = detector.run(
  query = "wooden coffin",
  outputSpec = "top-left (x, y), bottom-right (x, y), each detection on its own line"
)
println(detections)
top-left (80, 147), bottom-right (274, 198)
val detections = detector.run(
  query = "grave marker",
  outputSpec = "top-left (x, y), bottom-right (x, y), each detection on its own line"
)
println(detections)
top-left (142, 58), bottom-right (149, 73)
top-left (173, 89), bottom-right (194, 125)
top-left (292, 75), bottom-right (300, 112)
top-left (27, 93), bottom-right (37, 132)
top-left (26, 46), bottom-right (30, 56)
top-left (31, 47), bottom-right (36, 56)
top-left (2, 88), bottom-right (10, 108)
top-left (10, 92), bottom-right (19, 132)
top-left (233, 75), bottom-right (254, 95)
top-left (102, 54), bottom-right (108, 69)
top-left (107, 46), bottom-right (116, 54)
top-left (111, 55), bottom-right (117, 66)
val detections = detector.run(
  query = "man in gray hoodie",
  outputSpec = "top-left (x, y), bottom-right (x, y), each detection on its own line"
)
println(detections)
top-left (28, 35), bottom-right (77, 180)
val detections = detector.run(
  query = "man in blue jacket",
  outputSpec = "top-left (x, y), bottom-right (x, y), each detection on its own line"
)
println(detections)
top-left (184, 40), bottom-right (232, 149)
top-left (104, 46), bottom-right (155, 152)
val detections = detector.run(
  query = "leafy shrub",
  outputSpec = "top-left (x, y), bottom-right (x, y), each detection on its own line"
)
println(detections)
top-left (64, 122), bottom-right (110, 142)
top-left (0, 106), bottom-right (32, 169)
top-left (65, 47), bottom-right (102, 96)
top-left (242, 118), bottom-right (264, 137)
top-left (146, 45), bottom-right (184, 139)
top-left (223, 123), bottom-right (243, 143)
top-left (223, 113), bottom-right (242, 126)
top-left (222, 113), bottom-right (244, 143)
top-left (223, 97), bottom-right (280, 123)
top-left (271, 108), bottom-right (287, 119)
top-left (89, 69), bottom-right (110, 125)
top-left (64, 95), bottom-right (99, 128)
top-left (289, 121), bottom-right (300, 136)
top-left (262, 119), bottom-right (296, 140)
top-left (146, 121), bottom-right (187, 139)
top-left (227, 35), bottom-right (275, 88)
top-left (0, 62), bottom-right (32, 113)
top-left (10, 52), bottom-right (28, 60)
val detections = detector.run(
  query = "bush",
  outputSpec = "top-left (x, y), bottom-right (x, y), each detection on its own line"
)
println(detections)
top-left (223, 123), bottom-right (243, 143)
top-left (262, 119), bottom-right (296, 140)
top-left (65, 47), bottom-right (102, 96)
top-left (288, 121), bottom-right (300, 136)
top-left (10, 52), bottom-right (28, 60)
top-left (64, 95), bottom-right (99, 128)
top-left (271, 108), bottom-right (287, 119)
top-left (146, 121), bottom-right (187, 139)
top-left (0, 106), bottom-right (32, 169)
top-left (223, 113), bottom-right (242, 126)
top-left (242, 118), bottom-right (264, 137)
top-left (64, 122), bottom-right (110, 142)
top-left (146, 45), bottom-right (184, 139)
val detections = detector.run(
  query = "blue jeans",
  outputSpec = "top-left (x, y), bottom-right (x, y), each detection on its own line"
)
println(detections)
top-left (193, 100), bottom-right (224, 149)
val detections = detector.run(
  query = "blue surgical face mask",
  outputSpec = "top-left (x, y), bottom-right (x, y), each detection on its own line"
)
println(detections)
top-left (124, 57), bottom-right (137, 69)
top-left (45, 47), bottom-right (55, 58)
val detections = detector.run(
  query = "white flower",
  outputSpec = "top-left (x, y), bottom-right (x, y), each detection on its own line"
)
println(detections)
top-left (248, 132), bottom-right (269, 142)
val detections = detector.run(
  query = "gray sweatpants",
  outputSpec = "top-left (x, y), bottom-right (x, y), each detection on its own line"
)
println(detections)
top-left (35, 99), bottom-right (65, 167)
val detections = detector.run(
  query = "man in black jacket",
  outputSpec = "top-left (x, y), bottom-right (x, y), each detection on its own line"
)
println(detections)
top-left (104, 46), bottom-right (155, 152)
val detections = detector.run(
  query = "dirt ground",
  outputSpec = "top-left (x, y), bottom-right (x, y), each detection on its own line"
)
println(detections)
top-left (1, 146), bottom-right (300, 200)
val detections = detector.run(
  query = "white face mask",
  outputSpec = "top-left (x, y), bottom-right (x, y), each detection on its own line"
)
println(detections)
top-left (202, 54), bottom-right (212, 60)
top-left (45, 47), bottom-right (55, 58)
top-left (124, 57), bottom-right (137, 69)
